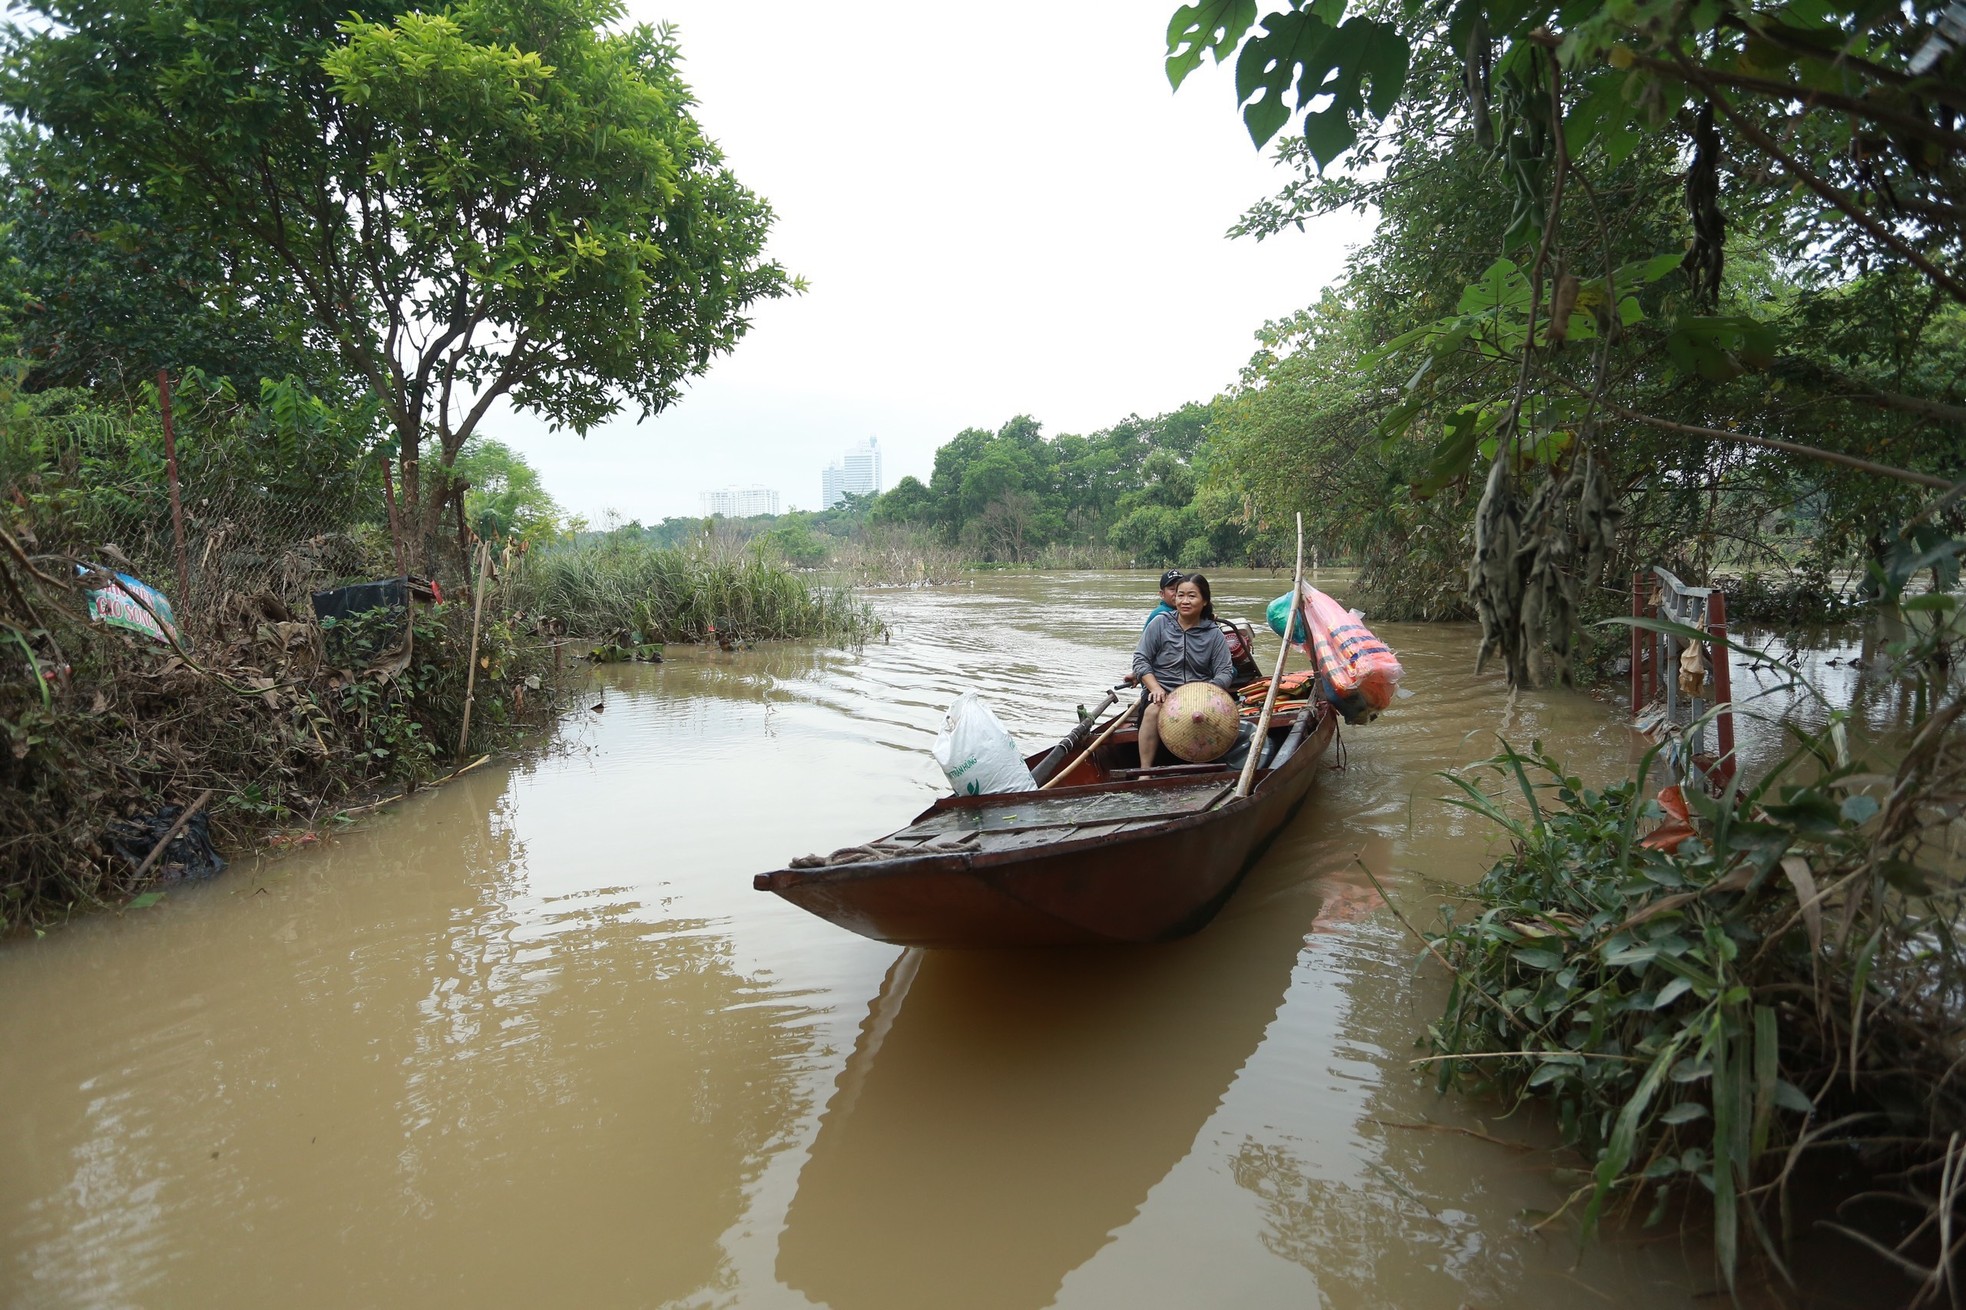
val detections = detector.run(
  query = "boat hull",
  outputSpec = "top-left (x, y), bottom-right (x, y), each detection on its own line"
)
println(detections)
top-left (753, 708), bottom-right (1337, 948)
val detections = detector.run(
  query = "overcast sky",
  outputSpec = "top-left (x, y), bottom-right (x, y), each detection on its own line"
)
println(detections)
top-left (496, 0), bottom-right (1373, 524)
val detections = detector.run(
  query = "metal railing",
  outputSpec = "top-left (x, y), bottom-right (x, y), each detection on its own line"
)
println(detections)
top-left (1631, 566), bottom-right (1737, 790)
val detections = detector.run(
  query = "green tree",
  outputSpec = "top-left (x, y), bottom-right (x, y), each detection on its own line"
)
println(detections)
top-left (455, 436), bottom-right (560, 547)
top-left (1172, 0), bottom-right (1963, 671)
top-left (1107, 503), bottom-right (1200, 565)
top-left (759, 516), bottom-right (828, 567)
top-left (0, 153), bottom-right (324, 395)
top-left (3, 0), bottom-right (797, 565)
top-left (869, 475), bottom-right (936, 526)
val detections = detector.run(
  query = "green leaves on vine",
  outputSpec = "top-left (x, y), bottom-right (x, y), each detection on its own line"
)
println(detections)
top-left (1166, 0), bottom-right (1410, 168)
top-left (1165, 0), bottom-right (1259, 89)
top-left (1362, 253), bottom-right (1682, 494)
top-left (1664, 314), bottom-right (1782, 381)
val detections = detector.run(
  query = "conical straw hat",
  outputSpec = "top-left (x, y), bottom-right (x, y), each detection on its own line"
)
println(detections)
top-left (1159, 682), bottom-right (1240, 762)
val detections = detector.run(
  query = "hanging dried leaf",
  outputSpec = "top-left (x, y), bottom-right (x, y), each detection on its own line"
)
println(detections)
top-left (1469, 448), bottom-right (1617, 688)
top-left (1679, 640), bottom-right (1708, 700)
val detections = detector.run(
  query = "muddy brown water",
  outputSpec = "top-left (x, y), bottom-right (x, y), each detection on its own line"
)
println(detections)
top-left (4, 570), bottom-right (1825, 1307)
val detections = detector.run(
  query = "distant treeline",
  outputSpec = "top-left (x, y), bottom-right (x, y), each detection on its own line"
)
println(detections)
top-left (598, 406), bottom-right (1340, 574)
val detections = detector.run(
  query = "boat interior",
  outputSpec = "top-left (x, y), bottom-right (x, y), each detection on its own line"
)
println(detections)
top-left (835, 704), bottom-right (1323, 863)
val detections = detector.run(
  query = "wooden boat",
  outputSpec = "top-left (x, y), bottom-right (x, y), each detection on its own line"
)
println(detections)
top-left (752, 698), bottom-right (1338, 948)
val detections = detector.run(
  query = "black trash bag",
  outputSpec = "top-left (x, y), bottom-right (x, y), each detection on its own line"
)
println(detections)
top-left (1219, 718), bottom-right (1258, 768)
top-left (104, 805), bottom-right (227, 881)
top-left (310, 575), bottom-right (438, 624)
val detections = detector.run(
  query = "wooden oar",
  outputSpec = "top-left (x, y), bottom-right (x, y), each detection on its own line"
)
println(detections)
top-left (1029, 688), bottom-right (1120, 786)
top-left (1236, 512), bottom-right (1305, 800)
top-left (1038, 693), bottom-right (1145, 791)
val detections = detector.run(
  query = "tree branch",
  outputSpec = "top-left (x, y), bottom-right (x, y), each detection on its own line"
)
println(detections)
top-left (1685, 67), bottom-right (1966, 305)
top-left (1629, 50), bottom-right (1966, 151)
top-left (1540, 371), bottom-right (1956, 490)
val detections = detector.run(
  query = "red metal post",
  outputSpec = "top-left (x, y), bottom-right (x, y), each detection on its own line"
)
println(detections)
top-left (1707, 590), bottom-right (1737, 787)
top-left (158, 370), bottom-right (191, 605)
top-left (1630, 569), bottom-right (1646, 715)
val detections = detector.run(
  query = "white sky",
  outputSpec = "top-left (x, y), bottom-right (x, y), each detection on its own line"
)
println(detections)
top-left (495, 0), bottom-right (1372, 523)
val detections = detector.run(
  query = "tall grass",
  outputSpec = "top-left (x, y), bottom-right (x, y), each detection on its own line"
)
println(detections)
top-left (825, 525), bottom-right (967, 586)
top-left (514, 538), bottom-right (885, 643)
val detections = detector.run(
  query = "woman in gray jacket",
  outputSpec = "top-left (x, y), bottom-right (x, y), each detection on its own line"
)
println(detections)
top-left (1131, 573), bottom-right (1234, 769)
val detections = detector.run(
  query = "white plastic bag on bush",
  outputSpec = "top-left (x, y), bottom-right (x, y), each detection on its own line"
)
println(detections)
top-left (932, 691), bottom-right (1036, 796)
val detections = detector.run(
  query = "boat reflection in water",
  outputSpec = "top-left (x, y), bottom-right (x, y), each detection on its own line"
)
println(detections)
top-left (774, 846), bottom-right (1333, 1310)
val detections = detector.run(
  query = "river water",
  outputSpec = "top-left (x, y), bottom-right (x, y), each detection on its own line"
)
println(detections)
top-left (5, 571), bottom-right (1758, 1307)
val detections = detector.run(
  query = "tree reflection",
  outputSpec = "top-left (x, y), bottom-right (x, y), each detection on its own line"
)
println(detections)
top-left (3, 765), bottom-right (824, 1307)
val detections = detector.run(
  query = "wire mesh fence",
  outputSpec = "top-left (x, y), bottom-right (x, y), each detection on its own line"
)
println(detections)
top-left (7, 371), bottom-right (399, 645)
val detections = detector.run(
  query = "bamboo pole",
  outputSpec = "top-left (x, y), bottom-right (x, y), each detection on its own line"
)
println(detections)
top-left (1236, 512), bottom-right (1305, 799)
top-left (456, 540), bottom-right (492, 759)
top-left (1038, 694), bottom-right (1145, 792)
top-left (380, 452), bottom-right (407, 580)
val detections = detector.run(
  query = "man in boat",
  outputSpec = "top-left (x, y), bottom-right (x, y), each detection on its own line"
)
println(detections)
top-left (1142, 568), bottom-right (1183, 631)
top-left (1132, 573), bottom-right (1235, 769)
top-left (1123, 569), bottom-right (1187, 687)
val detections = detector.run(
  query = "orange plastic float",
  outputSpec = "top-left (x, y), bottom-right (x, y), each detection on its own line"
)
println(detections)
top-left (1267, 582), bottom-right (1404, 723)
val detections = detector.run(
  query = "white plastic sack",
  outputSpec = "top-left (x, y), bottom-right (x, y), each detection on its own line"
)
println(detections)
top-left (932, 691), bottom-right (1036, 796)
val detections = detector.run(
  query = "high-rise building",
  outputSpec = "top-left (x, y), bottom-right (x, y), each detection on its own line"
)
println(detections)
top-left (700, 486), bottom-right (780, 518)
top-left (821, 438), bottom-right (882, 508)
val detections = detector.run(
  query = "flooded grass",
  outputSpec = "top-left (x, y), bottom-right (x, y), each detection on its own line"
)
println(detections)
top-left (514, 539), bottom-right (885, 644)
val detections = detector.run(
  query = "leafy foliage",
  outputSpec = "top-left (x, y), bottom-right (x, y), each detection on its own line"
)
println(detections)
top-left (1431, 647), bottom-right (1965, 1286)
top-left (864, 407), bottom-right (1267, 567)
top-left (2, 0), bottom-right (797, 561)
top-left (1167, 0), bottom-right (1409, 167)
top-left (1172, 0), bottom-right (1964, 665)
top-left (0, 151), bottom-right (324, 395)
top-left (455, 436), bottom-right (561, 548)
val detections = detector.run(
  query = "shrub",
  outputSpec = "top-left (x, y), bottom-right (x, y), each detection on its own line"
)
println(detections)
top-left (1426, 639), bottom-right (1964, 1290)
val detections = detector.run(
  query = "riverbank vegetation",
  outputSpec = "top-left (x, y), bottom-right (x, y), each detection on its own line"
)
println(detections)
top-left (0, 385), bottom-right (883, 933)
top-left (1427, 608), bottom-right (1963, 1295)
top-left (0, 526), bottom-right (568, 932)
top-left (1162, 0), bottom-right (1964, 1296)
top-left (0, 0), bottom-right (834, 931)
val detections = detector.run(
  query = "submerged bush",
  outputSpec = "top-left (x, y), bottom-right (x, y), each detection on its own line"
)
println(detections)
top-left (1427, 619), bottom-right (1965, 1292)
top-left (1713, 567), bottom-right (1858, 627)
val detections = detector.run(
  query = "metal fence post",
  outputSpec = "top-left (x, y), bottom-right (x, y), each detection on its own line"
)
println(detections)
top-left (379, 452), bottom-right (407, 580)
top-left (158, 369), bottom-right (190, 606)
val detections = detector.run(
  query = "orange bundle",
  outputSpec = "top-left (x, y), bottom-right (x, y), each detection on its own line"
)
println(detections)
top-left (1295, 583), bottom-right (1402, 716)
top-left (1236, 669), bottom-right (1316, 705)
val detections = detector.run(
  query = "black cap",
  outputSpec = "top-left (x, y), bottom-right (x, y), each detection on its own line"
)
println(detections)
top-left (1159, 569), bottom-right (1184, 589)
